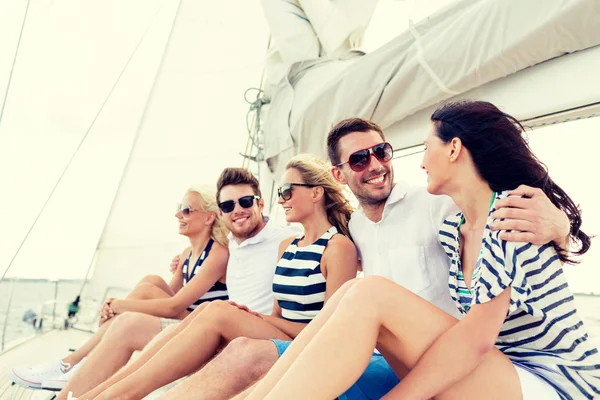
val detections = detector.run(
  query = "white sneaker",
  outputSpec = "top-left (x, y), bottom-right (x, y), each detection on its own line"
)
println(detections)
top-left (41, 362), bottom-right (82, 390)
top-left (9, 359), bottom-right (71, 389)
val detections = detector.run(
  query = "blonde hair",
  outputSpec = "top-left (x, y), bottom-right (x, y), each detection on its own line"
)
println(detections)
top-left (285, 154), bottom-right (354, 238)
top-left (187, 184), bottom-right (229, 247)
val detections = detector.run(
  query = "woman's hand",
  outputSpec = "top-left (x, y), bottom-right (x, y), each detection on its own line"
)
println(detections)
top-left (169, 254), bottom-right (181, 274)
top-left (227, 301), bottom-right (262, 318)
top-left (98, 298), bottom-right (115, 326)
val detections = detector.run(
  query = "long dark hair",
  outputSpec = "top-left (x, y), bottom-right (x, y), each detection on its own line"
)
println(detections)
top-left (431, 100), bottom-right (590, 264)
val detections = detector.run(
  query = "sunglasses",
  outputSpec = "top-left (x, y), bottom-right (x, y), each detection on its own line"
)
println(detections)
top-left (176, 204), bottom-right (201, 218)
top-left (277, 183), bottom-right (316, 201)
top-left (218, 195), bottom-right (260, 213)
top-left (335, 142), bottom-right (394, 172)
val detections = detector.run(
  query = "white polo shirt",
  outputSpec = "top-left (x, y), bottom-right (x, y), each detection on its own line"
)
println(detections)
top-left (349, 181), bottom-right (460, 317)
top-left (226, 217), bottom-right (298, 315)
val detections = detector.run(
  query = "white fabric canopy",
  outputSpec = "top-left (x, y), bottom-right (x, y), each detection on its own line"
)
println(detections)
top-left (262, 0), bottom-right (600, 178)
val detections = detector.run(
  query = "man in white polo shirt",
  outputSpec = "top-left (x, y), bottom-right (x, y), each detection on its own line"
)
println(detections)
top-left (216, 167), bottom-right (298, 315)
top-left (161, 120), bottom-right (570, 400)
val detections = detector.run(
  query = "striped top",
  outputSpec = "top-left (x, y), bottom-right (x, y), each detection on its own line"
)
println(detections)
top-left (439, 191), bottom-right (600, 400)
top-left (182, 238), bottom-right (228, 312)
top-left (272, 226), bottom-right (338, 323)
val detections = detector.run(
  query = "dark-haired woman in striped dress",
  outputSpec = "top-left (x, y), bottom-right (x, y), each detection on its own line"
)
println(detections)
top-left (244, 101), bottom-right (599, 400)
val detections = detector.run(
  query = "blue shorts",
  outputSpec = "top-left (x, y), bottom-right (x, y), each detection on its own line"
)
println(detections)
top-left (271, 340), bottom-right (399, 400)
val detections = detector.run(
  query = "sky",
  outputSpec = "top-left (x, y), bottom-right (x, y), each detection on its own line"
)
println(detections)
top-left (0, 0), bottom-right (598, 294)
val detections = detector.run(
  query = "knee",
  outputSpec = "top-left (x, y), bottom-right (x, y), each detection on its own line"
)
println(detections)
top-left (130, 282), bottom-right (157, 300)
top-left (106, 312), bottom-right (157, 349)
top-left (183, 300), bottom-right (230, 331)
top-left (200, 300), bottom-right (230, 323)
top-left (343, 276), bottom-right (393, 307)
top-left (222, 338), bottom-right (278, 379)
top-left (138, 274), bottom-right (165, 287)
top-left (339, 277), bottom-right (361, 292)
top-left (108, 312), bottom-right (148, 337)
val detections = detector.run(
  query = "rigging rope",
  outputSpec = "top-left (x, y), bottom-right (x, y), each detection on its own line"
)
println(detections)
top-left (0, 2), bottom-right (164, 284)
top-left (0, 0), bottom-right (32, 134)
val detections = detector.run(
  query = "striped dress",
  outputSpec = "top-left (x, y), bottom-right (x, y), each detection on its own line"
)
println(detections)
top-left (182, 238), bottom-right (228, 312)
top-left (272, 226), bottom-right (338, 323)
top-left (439, 191), bottom-right (600, 399)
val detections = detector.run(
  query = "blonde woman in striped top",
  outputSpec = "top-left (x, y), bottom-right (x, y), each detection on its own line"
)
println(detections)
top-left (243, 101), bottom-right (599, 400)
top-left (10, 185), bottom-right (230, 397)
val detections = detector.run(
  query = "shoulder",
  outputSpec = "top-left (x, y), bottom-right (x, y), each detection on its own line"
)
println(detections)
top-left (323, 234), bottom-right (357, 259)
top-left (278, 235), bottom-right (297, 252)
top-left (348, 209), bottom-right (364, 231)
top-left (179, 246), bottom-right (192, 259)
top-left (484, 218), bottom-right (557, 271)
top-left (210, 241), bottom-right (229, 257)
top-left (206, 242), bottom-right (229, 265)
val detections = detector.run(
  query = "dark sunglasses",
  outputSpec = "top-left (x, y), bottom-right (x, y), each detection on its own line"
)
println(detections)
top-left (277, 183), bottom-right (316, 201)
top-left (335, 142), bottom-right (394, 172)
top-left (176, 204), bottom-right (201, 217)
top-left (218, 195), bottom-right (260, 213)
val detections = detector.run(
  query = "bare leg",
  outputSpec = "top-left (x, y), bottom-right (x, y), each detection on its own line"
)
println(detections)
top-left (136, 275), bottom-right (176, 296)
top-left (230, 381), bottom-right (259, 400)
top-left (55, 312), bottom-right (162, 400)
top-left (247, 277), bottom-right (521, 400)
top-left (162, 337), bottom-right (280, 400)
top-left (92, 300), bottom-right (291, 400)
top-left (62, 276), bottom-right (173, 367)
top-left (62, 321), bottom-right (112, 367)
top-left (79, 302), bottom-right (212, 400)
top-left (56, 280), bottom-right (179, 399)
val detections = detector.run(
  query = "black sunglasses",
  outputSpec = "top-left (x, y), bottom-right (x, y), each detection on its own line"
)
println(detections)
top-left (218, 195), bottom-right (260, 213)
top-left (277, 183), bottom-right (316, 201)
top-left (335, 142), bottom-right (394, 172)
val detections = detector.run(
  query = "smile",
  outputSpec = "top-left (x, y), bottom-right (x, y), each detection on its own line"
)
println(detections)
top-left (365, 174), bottom-right (386, 185)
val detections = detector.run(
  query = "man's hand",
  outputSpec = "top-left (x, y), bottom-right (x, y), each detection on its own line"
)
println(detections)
top-left (227, 301), bottom-right (262, 318)
top-left (169, 254), bottom-right (181, 274)
top-left (491, 185), bottom-right (570, 247)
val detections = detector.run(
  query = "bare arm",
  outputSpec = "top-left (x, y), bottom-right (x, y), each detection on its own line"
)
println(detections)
top-left (491, 185), bottom-right (570, 249)
top-left (320, 234), bottom-right (359, 302)
top-left (168, 248), bottom-right (188, 293)
top-left (110, 245), bottom-right (229, 318)
top-left (391, 289), bottom-right (510, 399)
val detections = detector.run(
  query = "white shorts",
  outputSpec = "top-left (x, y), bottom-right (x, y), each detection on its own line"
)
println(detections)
top-left (514, 364), bottom-right (561, 400)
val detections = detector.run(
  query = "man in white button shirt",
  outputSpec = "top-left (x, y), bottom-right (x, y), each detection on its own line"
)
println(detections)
top-left (162, 119), bottom-right (571, 400)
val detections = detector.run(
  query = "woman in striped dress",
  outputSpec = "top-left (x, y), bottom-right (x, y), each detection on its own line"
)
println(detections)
top-left (82, 154), bottom-right (360, 400)
top-left (97, 184), bottom-right (230, 324)
top-left (243, 101), bottom-right (600, 400)
top-left (10, 185), bottom-right (230, 395)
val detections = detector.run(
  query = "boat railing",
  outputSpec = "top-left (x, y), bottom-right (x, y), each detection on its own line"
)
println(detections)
top-left (1, 280), bottom-right (16, 352)
top-left (0, 280), bottom-right (131, 354)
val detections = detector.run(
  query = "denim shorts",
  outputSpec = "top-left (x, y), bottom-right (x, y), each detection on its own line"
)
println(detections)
top-left (271, 340), bottom-right (399, 400)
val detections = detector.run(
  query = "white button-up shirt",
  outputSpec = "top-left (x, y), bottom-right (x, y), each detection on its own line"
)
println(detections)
top-left (226, 217), bottom-right (298, 315)
top-left (349, 181), bottom-right (460, 317)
